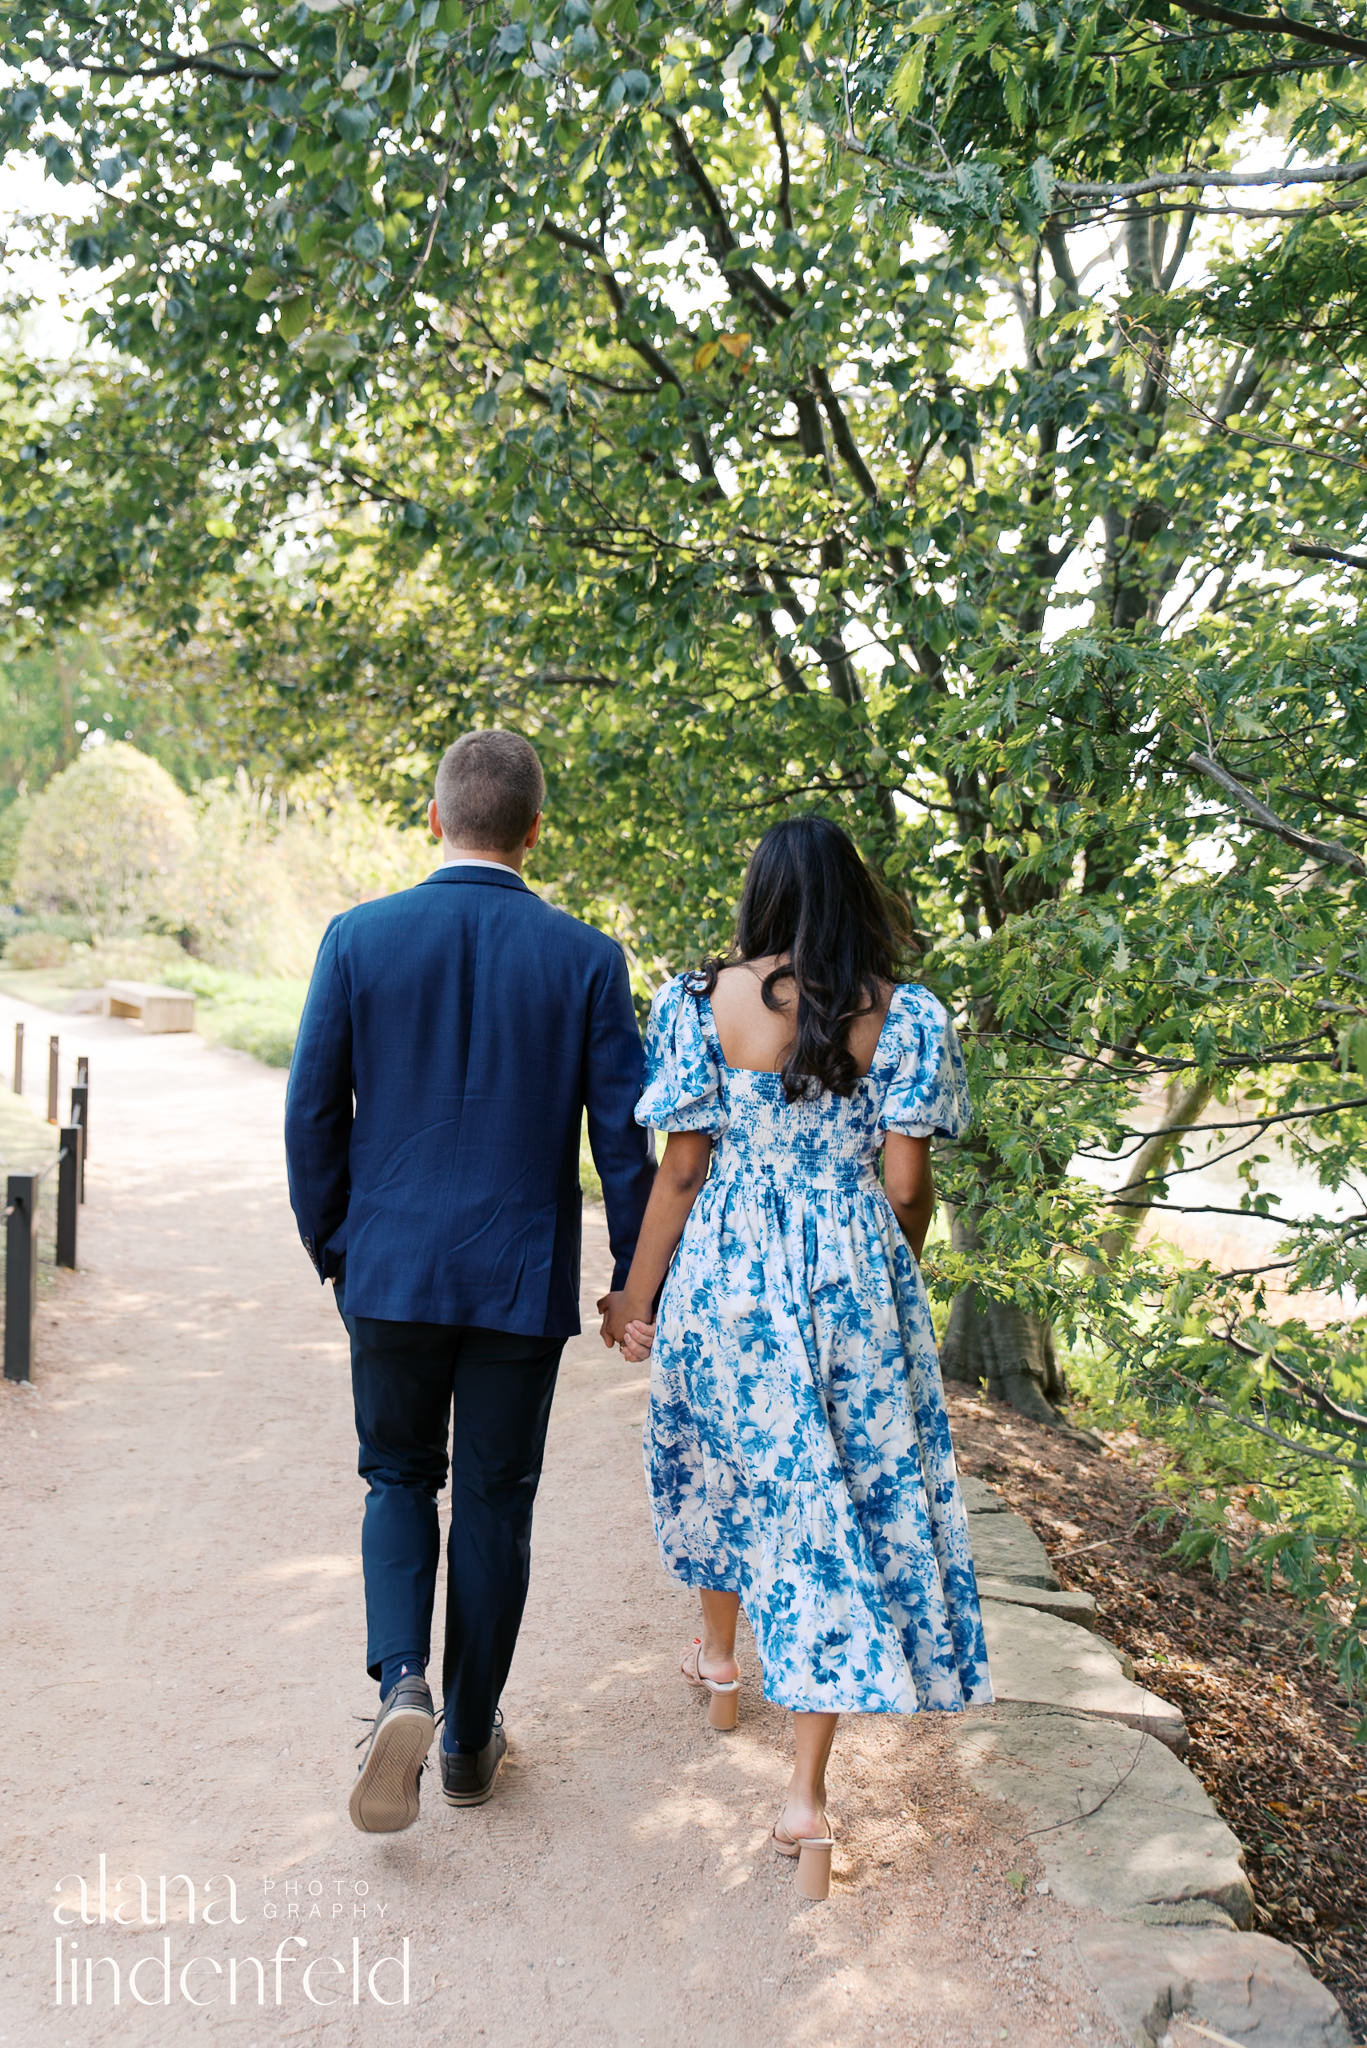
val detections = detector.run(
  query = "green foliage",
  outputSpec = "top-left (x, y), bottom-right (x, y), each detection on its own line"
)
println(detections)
top-left (0, 797), bottom-right (32, 895)
top-left (6, 0), bottom-right (1367, 1711)
top-left (13, 741), bottom-right (198, 940)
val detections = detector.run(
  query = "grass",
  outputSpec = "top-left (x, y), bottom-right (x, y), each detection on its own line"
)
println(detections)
top-left (0, 1084), bottom-right (62, 1316)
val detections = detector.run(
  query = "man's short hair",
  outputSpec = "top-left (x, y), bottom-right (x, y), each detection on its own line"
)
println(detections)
top-left (434, 730), bottom-right (546, 853)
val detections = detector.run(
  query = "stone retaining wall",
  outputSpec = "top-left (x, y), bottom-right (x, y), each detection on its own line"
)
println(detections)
top-left (953, 1479), bottom-right (1354, 2048)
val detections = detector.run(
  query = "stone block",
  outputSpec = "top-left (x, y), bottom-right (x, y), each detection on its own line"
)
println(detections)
top-left (981, 1600), bottom-right (1185, 1750)
top-left (1074, 1924), bottom-right (1354, 2048)
top-left (966, 1509), bottom-right (1061, 1589)
top-left (974, 1575), bottom-right (1099, 1630)
top-left (960, 1476), bottom-right (1008, 1514)
top-left (943, 1703), bottom-right (1253, 1927)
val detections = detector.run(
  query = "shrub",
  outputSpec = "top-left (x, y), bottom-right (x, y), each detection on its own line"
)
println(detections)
top-left (3, 930), bottom-right (72, 970)
top-left (185, 776), bottom-right (432, 978)
top-left (14, 742), bottom-right (197, 941)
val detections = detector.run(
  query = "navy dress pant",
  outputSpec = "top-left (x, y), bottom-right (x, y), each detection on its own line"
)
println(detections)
top-left (337, 1281), bottom-right (562, 1751)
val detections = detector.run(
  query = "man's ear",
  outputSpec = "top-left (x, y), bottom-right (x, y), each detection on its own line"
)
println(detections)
top-left (428, 797), bottom-right (443, 842)
top-left (526, 812), bottom-right (543, 850)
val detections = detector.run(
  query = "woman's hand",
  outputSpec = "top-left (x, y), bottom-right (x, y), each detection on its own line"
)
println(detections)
top-left (621, 1319), bottom-right (656, 1363)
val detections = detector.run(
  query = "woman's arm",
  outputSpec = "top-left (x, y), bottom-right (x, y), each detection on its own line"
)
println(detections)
top-left (883, 1132), bottom-right (935, 1259)
top-left (598, 1130), bottom-right (713, 1347)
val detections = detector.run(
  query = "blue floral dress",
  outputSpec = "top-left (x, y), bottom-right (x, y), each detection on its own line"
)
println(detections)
top-left (634, 974), bottom-right (993, 1717)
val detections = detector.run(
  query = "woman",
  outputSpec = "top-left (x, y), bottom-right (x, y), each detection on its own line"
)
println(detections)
top-left (600, 817), bottom-right (992, 1900)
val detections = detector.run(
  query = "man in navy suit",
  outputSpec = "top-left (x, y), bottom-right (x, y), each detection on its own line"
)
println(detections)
top-left (285, 730), bottom-right (654, 1830)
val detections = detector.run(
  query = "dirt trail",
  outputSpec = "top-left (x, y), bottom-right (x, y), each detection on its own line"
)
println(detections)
top-left (0, 992), bottom-right (1123, 2047)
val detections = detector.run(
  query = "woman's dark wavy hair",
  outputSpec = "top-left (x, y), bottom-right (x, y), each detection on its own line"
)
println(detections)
top-left (700, 815), bottom-right (910, 1101)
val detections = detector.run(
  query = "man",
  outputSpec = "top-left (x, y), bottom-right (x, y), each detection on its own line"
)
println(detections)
top-left (284, 730), bottom-right (654, 1831)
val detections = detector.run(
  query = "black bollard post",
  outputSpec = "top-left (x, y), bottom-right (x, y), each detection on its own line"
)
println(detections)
top-left (69, 1083), bottom-right (89, 1202)
top-left (75, 1056), bottom-right (89, 1156)
top-left (56, 1127), bottom-right (80, 1269)
top-left (4, 1171), bottom-right (38, 1381)
top-left (47, 1035), bottom-right (59, 1124)
top-left (12, 1021), bottom-right (22, 1096)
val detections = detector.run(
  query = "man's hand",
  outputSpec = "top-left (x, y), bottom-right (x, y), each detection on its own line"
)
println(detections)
top-left (597, 1292), bottom-right (655, 1353)
top-left (597, 1290), bottom-right (629, 1348)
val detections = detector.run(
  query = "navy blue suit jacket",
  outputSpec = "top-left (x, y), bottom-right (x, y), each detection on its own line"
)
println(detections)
top-left (283, 864), bottom-right (655, 1338)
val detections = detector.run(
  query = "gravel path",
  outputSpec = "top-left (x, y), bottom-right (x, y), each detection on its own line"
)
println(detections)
top-left (0, 995), bottom-right (1125, 2047)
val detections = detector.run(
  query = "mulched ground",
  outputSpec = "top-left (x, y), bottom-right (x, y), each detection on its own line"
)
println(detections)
top-left (946, 1383), bottom-right (1367, 2044)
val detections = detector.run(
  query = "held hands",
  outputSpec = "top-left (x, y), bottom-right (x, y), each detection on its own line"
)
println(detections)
top-left (597, 1292), bottom-right (656, 1362)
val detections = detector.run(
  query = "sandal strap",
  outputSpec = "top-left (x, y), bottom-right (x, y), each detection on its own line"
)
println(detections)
top-left (774, 1804), bottom-right (831, 1849)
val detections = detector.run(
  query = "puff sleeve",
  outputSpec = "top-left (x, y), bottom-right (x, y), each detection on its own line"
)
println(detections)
top-left (634, 975), bottom-right (725, 1134)
top-left (879, 989), bottom-right (972, 1139)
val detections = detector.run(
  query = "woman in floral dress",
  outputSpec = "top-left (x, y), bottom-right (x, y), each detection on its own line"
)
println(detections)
top-left (599, 817), bottom-right (992, 1898)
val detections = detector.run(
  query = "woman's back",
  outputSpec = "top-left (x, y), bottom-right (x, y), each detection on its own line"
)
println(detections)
top-left (637, 971), bottom-right (970, 1186)
top-left (705, 957), bottom-right (893, 1079)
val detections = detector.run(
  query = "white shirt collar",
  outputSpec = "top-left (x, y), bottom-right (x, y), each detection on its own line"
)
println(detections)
top-left (439, 854), bottom-right (520, 874)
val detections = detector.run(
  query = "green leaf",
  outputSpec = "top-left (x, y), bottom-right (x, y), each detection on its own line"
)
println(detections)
top-left (889, 47), bottom-right (926, 115)
top-left (242, 266), bottom-right (279, 301)
top-left (277, 295), bottom-right (312, 340)
top-left (333, 106), bottom-right (374, 144)
top-left (722, 36), bottom-right (752, 79)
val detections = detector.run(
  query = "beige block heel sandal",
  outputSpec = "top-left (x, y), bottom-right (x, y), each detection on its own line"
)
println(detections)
top-left (680, 1637), bottom-right (741, 1731)
top-left (773, 1807), bottom-right (835, 1901)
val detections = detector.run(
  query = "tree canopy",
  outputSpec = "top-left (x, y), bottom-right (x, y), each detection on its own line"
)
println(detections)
top-left (4, 0), bottom-right (1367, 1702)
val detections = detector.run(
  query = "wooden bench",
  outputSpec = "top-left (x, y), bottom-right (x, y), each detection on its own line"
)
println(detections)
top-left (101, 979), bottom-right (196, 1034)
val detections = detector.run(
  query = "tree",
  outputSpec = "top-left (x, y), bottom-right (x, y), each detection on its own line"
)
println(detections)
top-left (0, 628), bottom-right (213, 826)
top-left (2, 6), bottom-right (1365, 1502)
top-left (14, 739), bottom-right (198, 939)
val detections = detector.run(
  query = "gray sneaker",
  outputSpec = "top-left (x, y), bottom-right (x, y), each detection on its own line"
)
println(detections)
top-left (440, 1717), bottom-right (508, 1807)
top-left (349, 1674), bottom-right (435, 1833)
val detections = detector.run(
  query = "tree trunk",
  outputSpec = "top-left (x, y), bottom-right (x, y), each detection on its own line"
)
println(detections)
top-left (1093, 1073), bottom-right (1214, 1267)
top-left (939, 1209), bottom-right (1068, 1422)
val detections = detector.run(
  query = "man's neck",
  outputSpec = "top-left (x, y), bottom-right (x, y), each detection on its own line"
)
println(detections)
top-left (439, 844), bottom-right (524, 875)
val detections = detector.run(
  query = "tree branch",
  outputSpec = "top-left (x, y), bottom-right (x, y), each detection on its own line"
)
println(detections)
top-left (56, 38), bottom-right (283, 83)
top-left (1193, 1398), bottom-right (1367, 1474)
top-left (1185, 750), bottom-right (1367, 874)
top-left (664, 116), bottom-right (793, 329)
top-left (1287, 540), bottom-right (1367, 570)
top-left (1161, 0), bottom-right (1367, 62)
top-left (835, 129), bottom-right (1367, 201)
top-left (1213, 1328), bottom-right (1367, 1432)
top-left (761, 88), bottom-right (796, 240)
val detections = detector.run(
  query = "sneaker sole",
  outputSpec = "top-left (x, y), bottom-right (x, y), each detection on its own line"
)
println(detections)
top-left (348, 1706), bottom-right (435, 1833)
top-left (441, 1747), bottom-right (506, 1807)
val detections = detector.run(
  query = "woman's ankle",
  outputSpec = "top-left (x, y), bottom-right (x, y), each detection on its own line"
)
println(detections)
top-left (780, 1784), bottom-right (827, 1836)
top-left (697, 1639), bottom-right (739, 1680)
